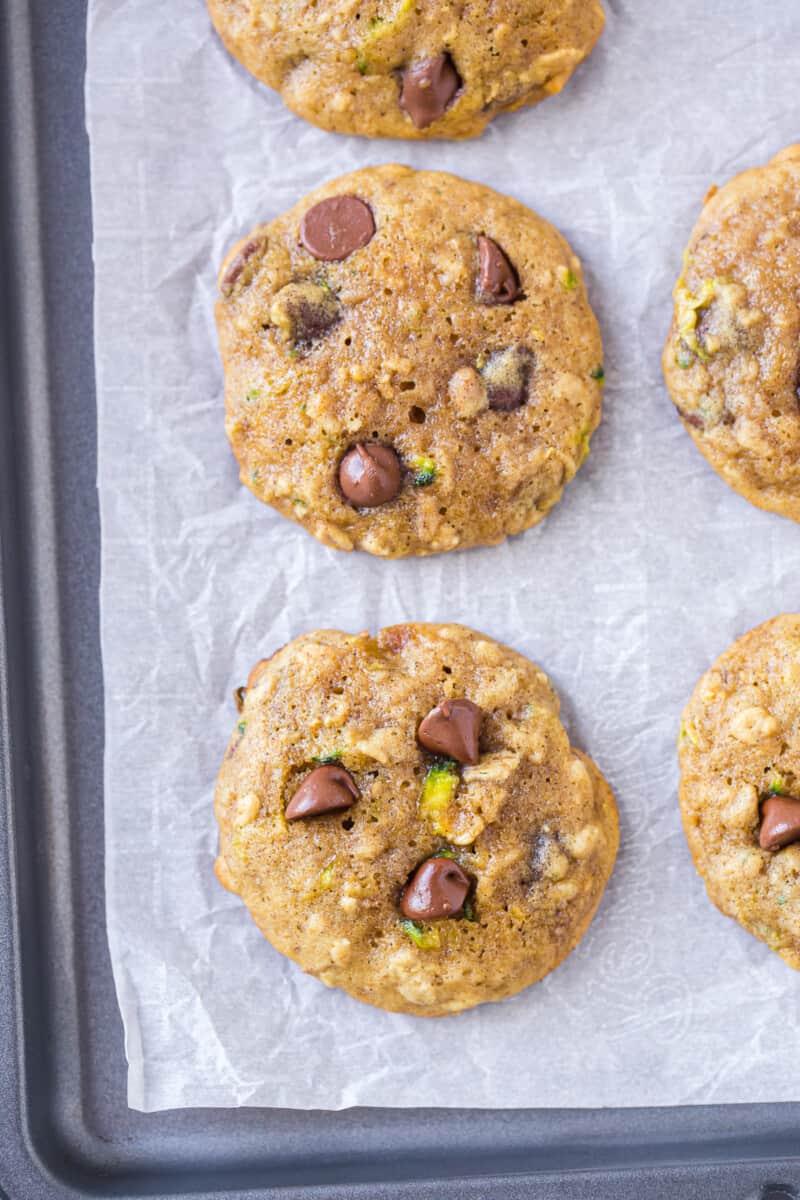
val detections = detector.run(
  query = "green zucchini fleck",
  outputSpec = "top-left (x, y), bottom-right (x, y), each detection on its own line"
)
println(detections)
top-left (400, 918), bottom-right (441, 949)
top-left (313, 751), bottom-right (342, 765)
top-left (765, 772), bottom-right (787, 797)
top-left (411, 455), bottom-right (437, 487)
top-left (420, 759), bottom-right (459, 835)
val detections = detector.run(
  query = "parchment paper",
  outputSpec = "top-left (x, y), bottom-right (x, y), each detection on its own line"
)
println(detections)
top-left (87, 0), bottom-right (800, 1112)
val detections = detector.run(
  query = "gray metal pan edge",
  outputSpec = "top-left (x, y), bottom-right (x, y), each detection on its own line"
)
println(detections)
top-left (0, 2), bottom-right (799, 1197)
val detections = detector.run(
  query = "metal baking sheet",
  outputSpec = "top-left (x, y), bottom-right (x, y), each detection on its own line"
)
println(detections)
top-left (1, 0), bottom-right (800, 1195)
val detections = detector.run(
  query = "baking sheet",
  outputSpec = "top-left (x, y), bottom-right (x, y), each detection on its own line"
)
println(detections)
top-left (87, 0), bottom-right (800, 1112)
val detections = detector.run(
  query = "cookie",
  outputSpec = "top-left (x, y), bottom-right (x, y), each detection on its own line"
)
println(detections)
top-left (216, 165), bottom-right (604, 558)
top-left (214, 623), bottom-right (619, 1016)
top-left (663, 146), bottom-right (800, 523)
top-left (207, 0), bottom-right (605, 141)
top-left (678, 615), bottom-right (800, 969)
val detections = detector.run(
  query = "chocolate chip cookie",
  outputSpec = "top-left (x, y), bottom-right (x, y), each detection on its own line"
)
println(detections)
top-left (663, 146), bottom-right (800, 523)
top-left (216, 165), bottom-right (604, 557)
top-left (215, 624), bottom-right (619, 1016)
top-left (207, 0), bottom-right (605, 140)
top-left (679, 615), bottom-right (800, 969)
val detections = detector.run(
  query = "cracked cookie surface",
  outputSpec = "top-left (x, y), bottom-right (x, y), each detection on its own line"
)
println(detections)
top-left (216, 165), bottom-right (604, 557)
top-left (207, 0), bottom-right (604, 140)
top-left (214, 623), bottom-right (619, 1016)
top-left (663, 146), bottom-right (800, 523)
top-left (679, 615), bottom-right (800, 969)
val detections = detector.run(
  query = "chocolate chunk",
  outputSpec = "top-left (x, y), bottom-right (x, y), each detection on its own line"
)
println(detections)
top-left (220, 237), bottom-right (263, 297)
top-left (477, 236), bottom-right (520, 305)
top-left (480, 345), bottom-right (534, 411)
top-left (418, 697), bottom-right (482, 765)
top-left (338, 443), bottom-right (402, 507)
top-left (285, 764), bottom-right (359, 821)
top-left (269, 280), bottom-right (340, 347)
top-left (299, 196), bottom-right (375, 262)
top-left (759, 794), bottom-right (800, 851)
top-left (401, 857), bottom-right (471, 920)
top-left (400, 53), bottom-right (461, 129)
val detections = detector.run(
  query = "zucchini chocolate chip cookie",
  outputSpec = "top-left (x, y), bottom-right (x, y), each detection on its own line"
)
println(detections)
top-left (214, 624), bottom-right (619, 1016)
top-left (679, 615), bottom-right (800, 969)
top-left (216, 165), bottom-right (604, 557)
top-left (207, 0), bottom-right (604, 141)
top-left (663, 146), bottom-right (800, 522)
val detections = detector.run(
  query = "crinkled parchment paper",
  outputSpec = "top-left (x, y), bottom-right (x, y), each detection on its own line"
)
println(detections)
top-left (87, 0), bottom-right (800, 1111)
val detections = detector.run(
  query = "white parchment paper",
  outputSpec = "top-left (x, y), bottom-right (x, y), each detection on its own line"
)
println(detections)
top-left (87, 0), bottom-right (800, 1112)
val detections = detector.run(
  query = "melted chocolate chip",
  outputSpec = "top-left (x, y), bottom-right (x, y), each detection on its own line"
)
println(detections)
top-left (418, 697), bottom-right (482, 765)
top-left (477, 236), bottom-right (520, 305)
top-left (759, 794), bottom-right (800, 851)
top-left (269, 280), bottom-right (340, 347)
top-left (338, 443), bottom-right (402, 507)
top-left (400, 53), bottom-right (461, 129)
top-left (401, 857), bottom-right (471, 920)
top-left (220, 237), bottom-right (264, 297)
top-left (299, 196), bottom-right (375, 262)
top-left (481, 346), bottom-right (534, 411)
top-left (285, 764), bottom-right (360, 821)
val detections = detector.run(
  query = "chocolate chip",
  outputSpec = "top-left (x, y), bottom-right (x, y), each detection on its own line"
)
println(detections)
top-left (480, 345), bottom-right (534, 411)
top-left (401, 857), bottom-right (471, 920)
top-left (759, 794), bottom-right (800, 851)
top-left (338, 443), bottom-right (402, 508)
top-left (299, 196), bottom-right (375, 262)
top-left (285, 764), bottom-right (360, 821)
top-left (477, 236), bottom-right (520, 305)
top-left (233, 685), bottom-right (247, 712)
top-left (418, 698), bottom-right (482, 765)
top-left (269, 280), bottom-right (340, 348)
top-left (400, 53), bottom-right (461, 129)
top-left (220, 237), bottom-right (264, 297)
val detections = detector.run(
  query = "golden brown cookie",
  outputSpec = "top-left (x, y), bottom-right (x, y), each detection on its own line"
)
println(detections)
top-left (216, 165), bottom-right (604, 558)
top-left (215, 624), bottom-right (619, 1016)
top-left (207, 0), bottom-right (605, 140)
top-left (663, 146), bottom-right (800, 523)
top-left (679, 615), bottom-right (800, 969)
